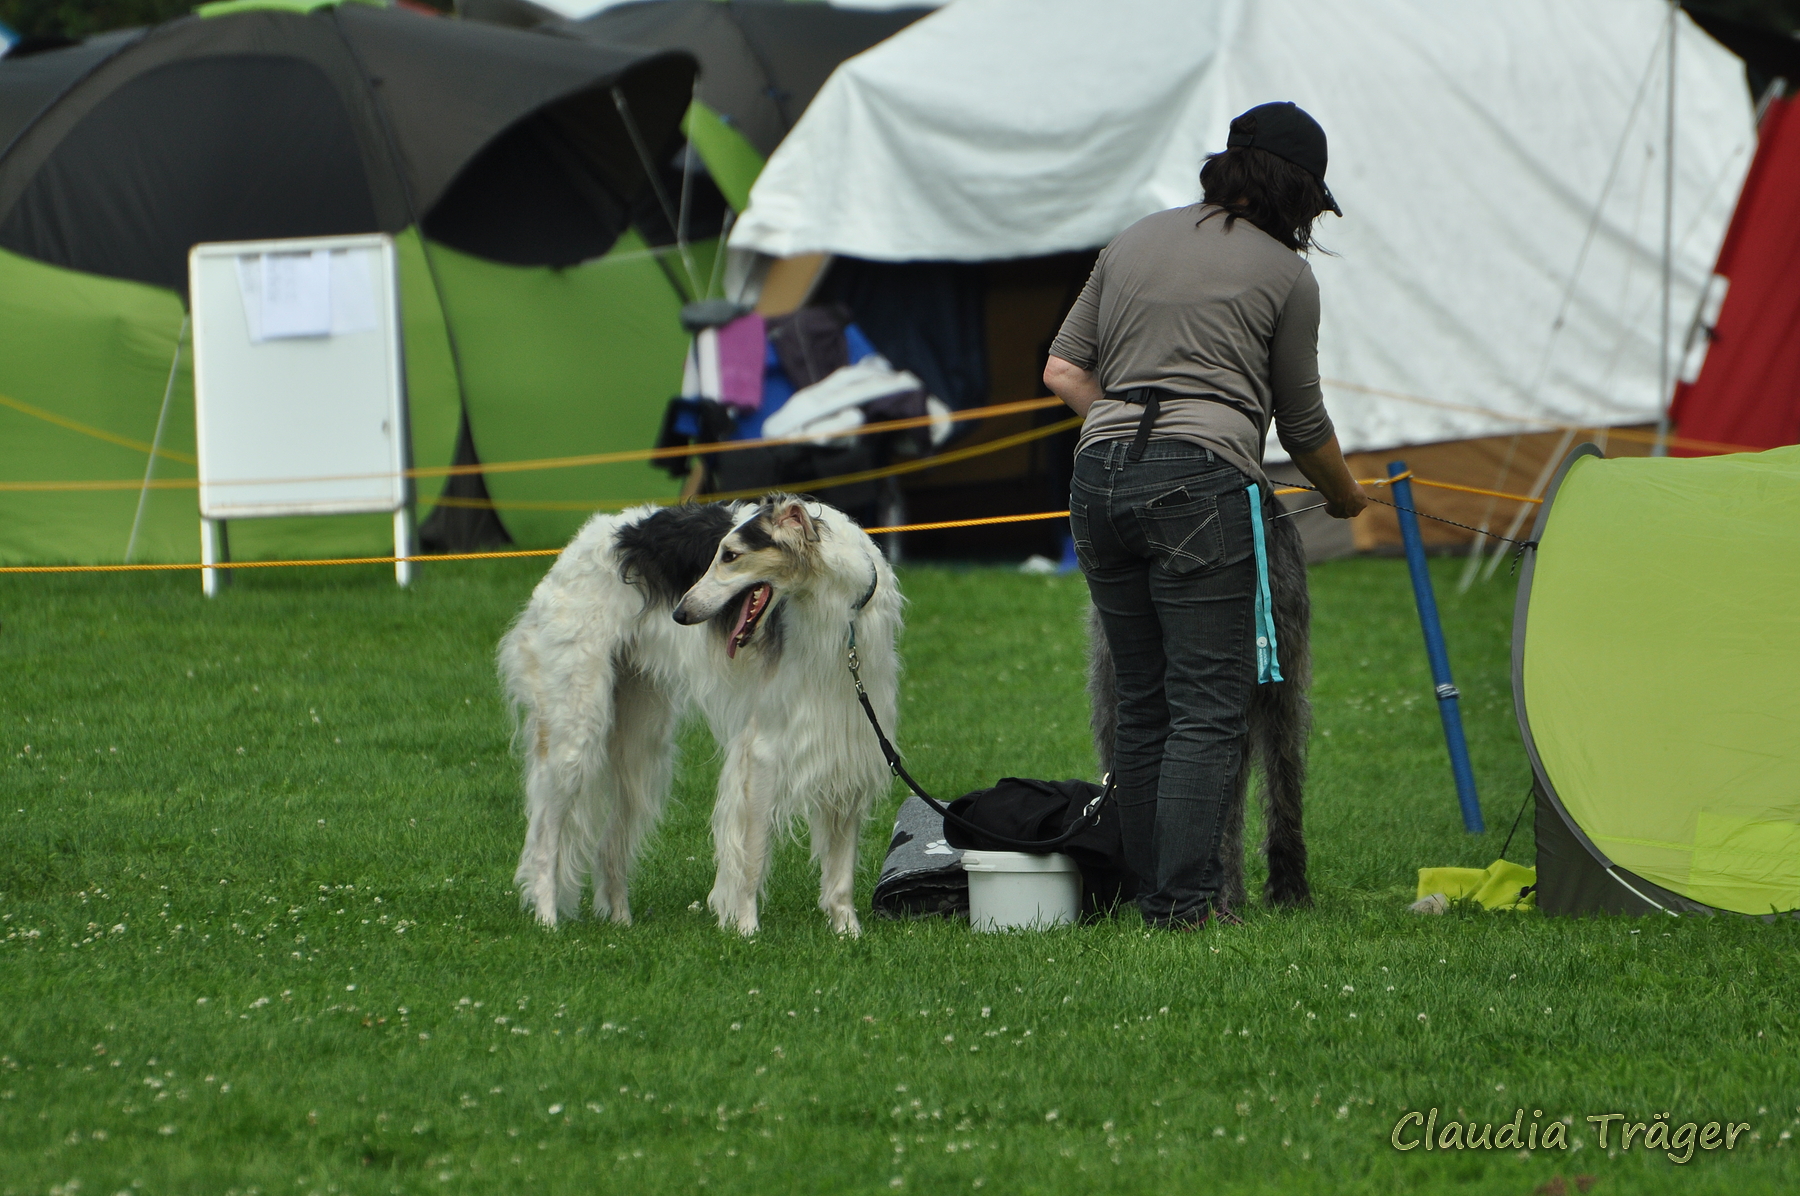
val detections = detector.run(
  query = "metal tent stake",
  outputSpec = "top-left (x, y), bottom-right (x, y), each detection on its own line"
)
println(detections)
top-left (1388, 460), bottom-right (1485, 833)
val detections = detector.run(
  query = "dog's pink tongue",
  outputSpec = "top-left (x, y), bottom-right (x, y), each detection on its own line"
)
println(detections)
top-left (726, 587), bottom-right (758, 660)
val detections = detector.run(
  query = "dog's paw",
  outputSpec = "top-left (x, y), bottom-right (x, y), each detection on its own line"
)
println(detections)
top-left (830, 910), bottom-right (861, 938)
top-left (1263, 877), bottom-right (1313, 909)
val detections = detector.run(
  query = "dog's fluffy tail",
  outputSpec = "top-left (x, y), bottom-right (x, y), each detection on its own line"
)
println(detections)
top-left (1085, 503), bottom-right (1311, 910)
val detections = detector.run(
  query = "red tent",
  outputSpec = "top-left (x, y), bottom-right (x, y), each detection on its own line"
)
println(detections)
top-left (1668, 94), bottom-right (1800, 454)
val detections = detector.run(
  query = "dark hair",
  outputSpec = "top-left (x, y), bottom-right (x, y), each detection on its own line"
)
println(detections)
top-left (1199, 117), bottom-right (1332, 253)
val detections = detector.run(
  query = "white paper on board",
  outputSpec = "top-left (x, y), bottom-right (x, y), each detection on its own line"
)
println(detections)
top-left (236, 248), bottom-right (383, 342)
top-left (260, 250), bottom-right (332, 340)
top-left (328, 248), bottom-right (380, 336)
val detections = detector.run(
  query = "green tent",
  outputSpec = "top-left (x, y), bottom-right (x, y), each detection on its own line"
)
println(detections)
top-left (0, 0), bottom-right (702, 564)
top-left (1515, 444), bottom-right (1800, 917)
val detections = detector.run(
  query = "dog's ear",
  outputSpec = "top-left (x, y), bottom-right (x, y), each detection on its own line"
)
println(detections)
top-left (774, 501), bottom-right (815, 539)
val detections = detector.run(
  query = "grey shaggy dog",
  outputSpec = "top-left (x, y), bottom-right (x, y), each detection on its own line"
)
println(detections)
top-left (1086, 499), bottom-right (1313, 910)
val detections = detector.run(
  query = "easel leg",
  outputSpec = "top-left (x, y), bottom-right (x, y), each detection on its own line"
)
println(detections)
top-left (394, 507), bottom-right (415, 588)
top-left (200, 518), bottom-right (229, 597)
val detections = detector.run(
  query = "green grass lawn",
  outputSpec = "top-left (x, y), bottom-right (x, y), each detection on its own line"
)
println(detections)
top-left (2, 556), bottom-right (1794, 1195)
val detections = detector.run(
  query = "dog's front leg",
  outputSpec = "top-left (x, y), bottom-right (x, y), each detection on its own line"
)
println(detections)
top-left (709, 729), bottom-right (776, 936)
top-left (810, 802), bottom-right (863, 937)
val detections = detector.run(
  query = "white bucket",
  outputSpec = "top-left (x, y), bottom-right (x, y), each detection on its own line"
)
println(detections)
top-left (961, 851), bottom-right (1082, 932)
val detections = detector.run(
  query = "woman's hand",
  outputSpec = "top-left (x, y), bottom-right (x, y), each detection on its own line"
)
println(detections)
top-left (1289, 435), bottom-right (1367, 519)
top-left (1321, 481), bottom-right (1368, 520)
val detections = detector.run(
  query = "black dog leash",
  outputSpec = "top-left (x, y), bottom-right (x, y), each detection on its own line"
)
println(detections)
top-left (846, 561), bottom-right (1112, 852)
top-left (1283, 481), bottom-right (1540, 573)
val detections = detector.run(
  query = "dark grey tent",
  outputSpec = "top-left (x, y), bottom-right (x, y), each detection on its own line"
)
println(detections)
top-left (0, 1), bottom-right (702, 565)
top-left (568, 0), bottom-right (930, 158)
top-left (0, 1), bottom-right (696, 290)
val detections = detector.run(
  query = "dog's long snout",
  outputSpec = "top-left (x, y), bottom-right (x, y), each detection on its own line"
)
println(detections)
top-left (672, 598), bottom-right (699, 625)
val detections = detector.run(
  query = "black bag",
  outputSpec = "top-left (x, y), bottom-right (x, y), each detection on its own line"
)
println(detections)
top-left (944, 777), bottom-right (1137, 913)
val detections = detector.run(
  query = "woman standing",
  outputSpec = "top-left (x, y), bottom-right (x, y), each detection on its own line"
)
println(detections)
top-left (1042, 102), bottom-right (1366, 930)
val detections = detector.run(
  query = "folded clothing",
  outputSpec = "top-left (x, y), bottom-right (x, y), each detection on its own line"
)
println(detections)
top-left (682, 313), bottom-right (768, 414)
top-left (872, 795), bottom-right (967, 919)
top-left (761, 355), bottom-right (925, 441)
top-left (1413, 859), bottom-right (1537, 912)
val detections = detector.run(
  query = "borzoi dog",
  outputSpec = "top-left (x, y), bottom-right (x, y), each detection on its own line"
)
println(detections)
top-left (499, 496), bottom-right (901, 936)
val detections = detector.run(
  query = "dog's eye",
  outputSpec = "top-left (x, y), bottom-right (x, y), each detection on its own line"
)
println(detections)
top-left (720, 550), bottom-right (739, 564)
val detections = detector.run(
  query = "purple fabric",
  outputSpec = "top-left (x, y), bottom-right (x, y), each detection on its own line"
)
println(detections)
top-left (767, 304), bottom-right (851, 388)
top-left (715, 313), bottom-right (767, 413)
top-left (862, 386), bottom-right (929, 450)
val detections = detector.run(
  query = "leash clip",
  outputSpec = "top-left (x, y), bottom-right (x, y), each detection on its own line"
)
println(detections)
top-left (846, 620), bottom-right (867, 696)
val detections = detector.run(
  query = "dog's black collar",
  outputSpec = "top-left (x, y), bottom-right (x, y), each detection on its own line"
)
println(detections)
top-left (852, 557), bottom-right (878, 615)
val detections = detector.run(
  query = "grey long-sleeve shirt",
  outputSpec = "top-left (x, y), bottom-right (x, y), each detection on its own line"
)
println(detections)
top-left (1049, 203), bottom-right (1335, 487)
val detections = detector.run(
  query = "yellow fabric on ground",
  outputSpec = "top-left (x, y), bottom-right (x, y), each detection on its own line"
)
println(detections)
top-left (1416, 859), bottom-right (1537, 911)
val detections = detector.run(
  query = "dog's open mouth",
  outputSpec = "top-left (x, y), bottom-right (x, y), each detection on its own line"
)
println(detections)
top-left (726, 583), bottom-right (773, 659)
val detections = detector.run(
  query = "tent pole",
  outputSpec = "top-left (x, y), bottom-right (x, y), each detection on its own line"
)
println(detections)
top-left (1389, 460), bottom-right (1485, 833)
top-left (705, 209), bottom-right (735, 300)
top-left (1478, 424), bottom-right (1577, 582)
top-left (125, 313), bottom-right (187, 564)
top-left (615, 87), bottom-right (699, 296)
top-left (677, 83), bottom-right (697, 292)
top-left (1466, 28), bottom-right (1667, 582)
top-left (1455, 431), bottom-right (1519, 594)
top-left (1652, 1), bottom-right (1678, 457)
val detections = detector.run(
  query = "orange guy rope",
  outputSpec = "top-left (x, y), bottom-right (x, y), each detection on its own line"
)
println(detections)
top-left (0, 469), bottom-right (1550, 576)
top-left (0, 514), bottom-right (1073, 574)
top-left (0, 396), bottom-right (1067, 493)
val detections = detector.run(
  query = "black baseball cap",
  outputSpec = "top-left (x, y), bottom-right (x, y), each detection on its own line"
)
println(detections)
top-left (1225, 101), bottom-right (1343, 216)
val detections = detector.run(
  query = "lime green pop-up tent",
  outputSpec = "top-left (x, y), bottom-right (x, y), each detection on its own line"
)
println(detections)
top-left (1514, 444), bottom-right (1800, 917)
top-left (0, 1), bottom-right (700, 564)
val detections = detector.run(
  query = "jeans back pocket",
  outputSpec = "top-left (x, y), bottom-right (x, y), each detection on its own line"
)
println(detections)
top-left (1133, 493), bottom-right (1226, 576)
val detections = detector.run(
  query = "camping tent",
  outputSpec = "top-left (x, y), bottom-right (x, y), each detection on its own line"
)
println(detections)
top-left (1514, 443), bottom-right (1800, 917)
top-left (452, 0), bottom-right (931, 255)
top-left (567, 0), bottom-right (929, 211)
top-left (728, 0), bottom-right (1755, 550)
top-left (0, 0), bottom-right (696, 563)
top-left (1663, 10), bottom-right (1800, 457)
top-left (1666, 96), bottom-right (1800, 454)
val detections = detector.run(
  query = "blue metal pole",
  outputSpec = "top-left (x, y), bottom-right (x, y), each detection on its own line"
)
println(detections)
top-left (1388, 460), bottom-right (1485, 833)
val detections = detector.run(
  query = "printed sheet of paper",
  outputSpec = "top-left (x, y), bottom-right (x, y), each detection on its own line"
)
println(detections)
top-left (259, 250), bottom-right (332, 340)
top-left (235, 248), bottom-right (383, 342)
top-left (327, 248), bottom-right (380, 336)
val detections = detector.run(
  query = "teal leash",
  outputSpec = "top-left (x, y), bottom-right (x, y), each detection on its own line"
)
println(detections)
top-left (1246, 483), bottom-right (1283, 685)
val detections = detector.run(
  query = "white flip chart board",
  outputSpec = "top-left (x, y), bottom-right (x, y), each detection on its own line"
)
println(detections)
top-left (190, 233), bottom-right (407, 519)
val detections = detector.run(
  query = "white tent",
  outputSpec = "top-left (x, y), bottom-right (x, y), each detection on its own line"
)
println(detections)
top-left (730, 0), bottom-right (1754, 459)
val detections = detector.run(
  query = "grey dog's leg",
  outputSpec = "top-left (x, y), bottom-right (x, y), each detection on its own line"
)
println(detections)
top-left (1255, 511), bottom-right (1313, 908)
top-left (1216, 756), bottom-right (1250, 910)
top-left (1087, 604), bottom-right (1118, 774)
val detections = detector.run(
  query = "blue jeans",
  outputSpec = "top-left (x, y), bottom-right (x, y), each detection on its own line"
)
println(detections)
top-left (1070, 440), bottom-right (1257, 926)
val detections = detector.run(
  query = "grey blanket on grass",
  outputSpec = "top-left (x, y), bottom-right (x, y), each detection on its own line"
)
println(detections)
top-left (870, 795), bottom-right (968, 918)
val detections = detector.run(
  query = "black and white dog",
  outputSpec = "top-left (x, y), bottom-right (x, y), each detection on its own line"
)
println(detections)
top-left (1086, 503), bottom-right (1312, 910)
top-left (499, 496), bottom-right (902, 936)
